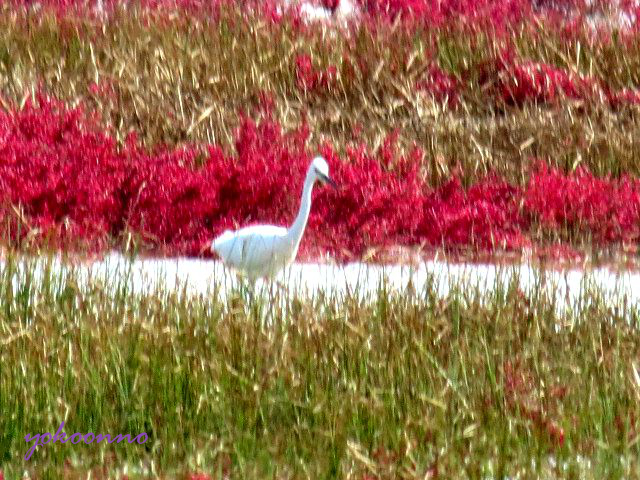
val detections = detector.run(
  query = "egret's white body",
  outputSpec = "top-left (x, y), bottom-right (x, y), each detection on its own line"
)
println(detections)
top-left (211, 156), bottom-right (336, 281)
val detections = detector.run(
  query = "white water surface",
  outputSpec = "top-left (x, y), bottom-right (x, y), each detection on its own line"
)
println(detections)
top-left (2, 252), bottom-right (640, 313)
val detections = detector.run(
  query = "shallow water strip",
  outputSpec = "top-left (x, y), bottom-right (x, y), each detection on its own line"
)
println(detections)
top-left (1, 253), bottom-right (639, 313)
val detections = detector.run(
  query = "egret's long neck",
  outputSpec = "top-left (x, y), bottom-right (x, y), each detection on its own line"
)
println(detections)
top-left (287, 173), bottom-right (315, 247)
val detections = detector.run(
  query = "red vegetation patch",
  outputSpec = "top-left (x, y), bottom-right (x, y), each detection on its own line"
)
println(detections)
top-left (322, 0), bottom-right (340, 11)
top-left (123, 143), bottom-right (220, 255)
top-left (419, 175), bottom-right (529, 250)
top-left (2, 94), bottom-right (640, 261)
top-left (608, 87), bottom-right (640, 108)
top-left (0, 94), bottom-right (128, 250)
top-left (5, 0), bottom-right (242, 18)
top-left (295, 54), bottom-right (338, 94)
top-left (417, 64), bottom-right (460, 107)
top-left (501, 61), bottom-right (602, 105)
top-left (502, 360), bottom-right (566, 447)
top-left (359, 0), bottom-right (532, 30)
top-left (615, 409), bottom-right (640, 442)
top-left (476, 54), bottom-right (640, 109)
top-left (6, 0), bottom-right (640, 41)
top-left (525, 162), bottom-right (640, 243)
top-left (188, 474), bottom-right (213, 480)
top-left (310, 138), bottom-right (426, 259)
top-left (478, 55), bottom-right (604, 106)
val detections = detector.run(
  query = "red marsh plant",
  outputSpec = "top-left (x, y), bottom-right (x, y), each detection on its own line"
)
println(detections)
top-left (416, 63), bottom-right (461, 107)
top-left (2, 0), bottom-right (239, 17)
top-left (5, 0), bottom-right (636, 34)
top-left (473, 51), bottom-right (640, 109)
top-left (359, 0), bottom-right (532, 30)
top-left (525, 162), bottom-right (640, 244)
top-left (360, 0), bottom-right (640, 36)
top-left (124, 112), bottom-right (313, 256)
top-left (0, 94), bottom-right (128, 250)
top-left (2, 93), bottom-right (640, 260)
top-left (476, 52), bottom-right (605, 107)
top-left (309, 136), bottom-right (427, 259)
top-left (122, 139), bottom-right (221, 255)
top-left (502, 359), bottom-right (566, 447)
top-left (295, 54), bottom-right (339, 94)
top-left (419, 175), bottom-right (530, 251)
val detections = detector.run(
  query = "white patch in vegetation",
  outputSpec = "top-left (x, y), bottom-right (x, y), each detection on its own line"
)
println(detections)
top-left (2, 253), bottom-right (640, 316)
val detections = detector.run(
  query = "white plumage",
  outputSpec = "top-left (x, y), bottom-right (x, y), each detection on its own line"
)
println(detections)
top-left (211, 156), bottom-right (337, 281)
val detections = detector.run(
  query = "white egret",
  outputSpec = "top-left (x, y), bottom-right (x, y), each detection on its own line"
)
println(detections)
top-left (211, 156), bottom-right (337, 282)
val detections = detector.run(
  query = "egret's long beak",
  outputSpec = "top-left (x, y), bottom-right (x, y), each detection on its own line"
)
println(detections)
top-left (319, 173), bottom-right (338, 189)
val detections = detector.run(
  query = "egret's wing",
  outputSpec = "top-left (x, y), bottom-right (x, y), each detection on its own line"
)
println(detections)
top-left (242, 233), bottom-right (281, 264)
top-left (231, 226), bottom-right (287, 265)
top-left (241, 237), bottom-right (249, 263)
top-left (211, 225), bottom-right (289, 275)
top-left (236, 225), bottom-right (287, 237)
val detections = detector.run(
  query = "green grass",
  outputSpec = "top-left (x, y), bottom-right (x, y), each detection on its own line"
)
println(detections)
top-left (1, 253), bottom-right (640, 478)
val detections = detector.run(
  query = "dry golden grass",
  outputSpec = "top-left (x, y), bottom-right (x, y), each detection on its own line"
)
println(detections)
top-left (2, 6), bottom-right (640, 186)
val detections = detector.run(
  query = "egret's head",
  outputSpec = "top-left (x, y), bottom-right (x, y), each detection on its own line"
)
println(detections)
top-left (310, 156), bottom-right (337, 189)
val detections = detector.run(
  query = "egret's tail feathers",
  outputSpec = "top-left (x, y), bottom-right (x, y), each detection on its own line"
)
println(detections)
top-left (211, 230), bottom-right (234, 251)
top-left (212, 230), bottom-right (243, 263)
